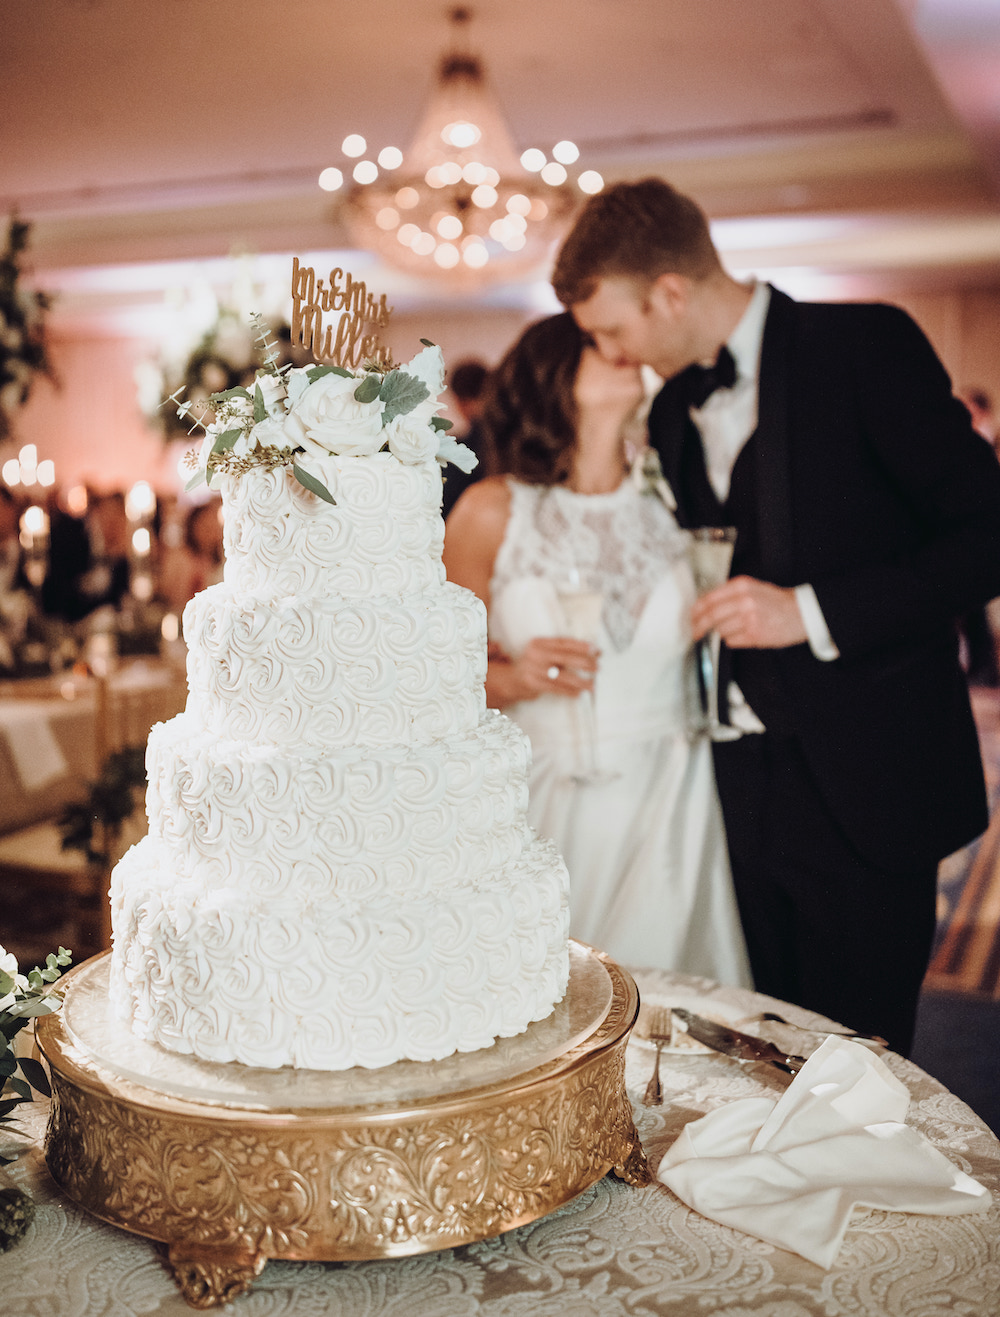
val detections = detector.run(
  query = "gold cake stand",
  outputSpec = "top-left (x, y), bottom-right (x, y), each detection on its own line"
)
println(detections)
top-left (37, 942), bottom-right (650, 1309)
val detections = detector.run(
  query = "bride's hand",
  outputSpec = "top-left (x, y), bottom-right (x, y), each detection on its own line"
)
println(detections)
top-left (491, 636), bottom-right (599, 703)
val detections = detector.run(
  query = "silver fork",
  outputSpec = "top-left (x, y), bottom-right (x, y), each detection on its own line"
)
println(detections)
top-left (637, 1004), bottom-right (674, 1106)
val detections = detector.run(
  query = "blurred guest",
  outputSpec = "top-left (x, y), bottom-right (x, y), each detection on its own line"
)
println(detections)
top-left (41, 490), bottom-right (130, 623)
top-left (441, 358), bottom-right (490, 520)
top-left (444, 313), bottom-right (750, 983)
top-left (0, 485), bottom-right (32, 668)
top-left (959, 387), bottom-right (997, 448)
top-left (159, 499), bottom-right (224, 614)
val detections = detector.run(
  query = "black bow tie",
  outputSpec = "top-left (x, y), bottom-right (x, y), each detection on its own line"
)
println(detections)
top-left (678, 345), bottom-right (737, 409)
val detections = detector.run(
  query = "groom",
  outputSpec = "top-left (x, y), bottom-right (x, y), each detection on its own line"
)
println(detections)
top-left (553, 177), bottom-right (1000, 1055)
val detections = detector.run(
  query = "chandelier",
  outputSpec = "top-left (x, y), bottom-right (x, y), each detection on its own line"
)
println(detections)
top-left (319, 7), bottom-right (604, 285)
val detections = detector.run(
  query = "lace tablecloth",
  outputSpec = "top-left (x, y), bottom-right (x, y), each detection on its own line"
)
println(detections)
top-left (2, 968), bottom-right (998, 1316)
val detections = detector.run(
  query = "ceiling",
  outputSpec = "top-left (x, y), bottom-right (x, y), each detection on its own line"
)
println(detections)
top-left (5, 0), bottom-right (1000, 333)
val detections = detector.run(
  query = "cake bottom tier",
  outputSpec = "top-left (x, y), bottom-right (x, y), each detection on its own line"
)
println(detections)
top-left (110, 834), bottom-right (570, 1071)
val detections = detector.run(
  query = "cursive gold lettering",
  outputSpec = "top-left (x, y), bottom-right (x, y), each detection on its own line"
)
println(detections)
top-left (290, 260), bottom-right (394, 368)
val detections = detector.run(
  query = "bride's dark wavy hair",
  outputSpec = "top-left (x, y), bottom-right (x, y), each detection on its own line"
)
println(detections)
top-left (480, 312), bottom-right (584, 485)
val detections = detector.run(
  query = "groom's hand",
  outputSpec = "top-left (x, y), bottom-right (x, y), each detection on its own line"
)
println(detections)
top-left (691, 576), bottom-right (808, 648)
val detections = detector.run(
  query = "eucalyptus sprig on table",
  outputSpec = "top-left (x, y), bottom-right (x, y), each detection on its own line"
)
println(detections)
top-left (0, 944), bottom-right (72, 1251)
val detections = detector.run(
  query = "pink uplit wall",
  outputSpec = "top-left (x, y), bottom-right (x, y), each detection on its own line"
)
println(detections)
top-left (4, 333), bottom-right (184, 498)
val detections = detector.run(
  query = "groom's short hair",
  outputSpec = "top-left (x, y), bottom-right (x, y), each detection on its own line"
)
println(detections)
top-left (552, 177), bottom-right (721, 305)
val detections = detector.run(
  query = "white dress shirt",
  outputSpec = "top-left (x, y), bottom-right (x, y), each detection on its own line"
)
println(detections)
top-left (689, 281), bottom-right (838, 732)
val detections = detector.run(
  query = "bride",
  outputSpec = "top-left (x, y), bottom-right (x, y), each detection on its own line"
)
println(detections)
top-left (444, 312), bottom-right (751, 984)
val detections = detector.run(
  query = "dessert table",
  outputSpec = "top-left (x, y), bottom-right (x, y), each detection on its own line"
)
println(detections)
top-left (0, 660), bottom-right (187, 836)
top-left (1, 966), bottom-right (998, 1316)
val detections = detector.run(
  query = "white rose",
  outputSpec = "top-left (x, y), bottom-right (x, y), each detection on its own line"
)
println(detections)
top-left (405, 344), bottom-right (446, 401)
top-left (385, 414), bottom-right (439, 465)
top-left (244, 414), bottom-right (293, 455)
top-left (254, 372), bottom-right (287, 416)
top-left (288, 372), bottom-right (385, 457)
top-left (436, 432), bottom-right (479, 474)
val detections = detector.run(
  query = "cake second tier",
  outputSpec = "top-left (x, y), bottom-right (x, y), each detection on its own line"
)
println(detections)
top-left (184, 579), bottom-right (487, 748)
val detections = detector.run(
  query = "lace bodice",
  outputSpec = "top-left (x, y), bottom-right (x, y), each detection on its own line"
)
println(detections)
top-left (491, 478), bottom-right (689, 651)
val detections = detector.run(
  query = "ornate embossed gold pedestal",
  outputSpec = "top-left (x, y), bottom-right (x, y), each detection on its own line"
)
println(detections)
top-left (37, 943), bottom-right (649, 1309)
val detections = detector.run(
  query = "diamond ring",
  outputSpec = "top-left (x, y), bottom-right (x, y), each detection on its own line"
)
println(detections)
top-left (547, 665), bottom-right (560, 681)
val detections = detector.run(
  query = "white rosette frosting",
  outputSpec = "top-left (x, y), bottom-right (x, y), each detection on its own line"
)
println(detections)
top-left (110, 356), bottom-right (570, 1072)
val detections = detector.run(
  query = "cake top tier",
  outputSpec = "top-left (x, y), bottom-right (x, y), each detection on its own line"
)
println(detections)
top-left (182, 338), bottom-right (477, 506)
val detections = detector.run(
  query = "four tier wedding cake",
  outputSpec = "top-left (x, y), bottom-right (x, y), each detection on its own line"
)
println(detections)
top-left (109, 321), bottom-right (570, 1070)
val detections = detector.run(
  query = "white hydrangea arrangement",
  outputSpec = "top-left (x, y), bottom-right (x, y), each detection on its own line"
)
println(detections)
top-left (180, 320), bottom-right (477, 505)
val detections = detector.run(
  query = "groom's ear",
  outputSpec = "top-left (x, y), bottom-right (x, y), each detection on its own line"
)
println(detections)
top-left (647, 272), bottom-right (690, 318)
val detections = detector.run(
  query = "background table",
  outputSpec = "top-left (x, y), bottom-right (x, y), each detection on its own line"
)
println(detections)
top-left (1, 967), bottom-right (998, 1316)
top-left (0, 660), bottom-right (187, 836)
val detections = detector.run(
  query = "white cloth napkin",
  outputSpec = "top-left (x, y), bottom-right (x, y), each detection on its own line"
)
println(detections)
top-left (658, 1035), bottom-right (991, 1268)
top-left (1, 704), bottom-right (68, 790)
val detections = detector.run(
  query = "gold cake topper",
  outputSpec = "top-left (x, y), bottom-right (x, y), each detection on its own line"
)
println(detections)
top-left (290, 258), bottom-right (394, 369)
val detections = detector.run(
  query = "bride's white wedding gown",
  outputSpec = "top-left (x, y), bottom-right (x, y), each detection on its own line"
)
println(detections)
top-left (490, 477), bottom-right (752, 985)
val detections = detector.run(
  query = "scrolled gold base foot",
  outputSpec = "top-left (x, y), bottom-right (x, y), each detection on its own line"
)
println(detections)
top-left (613, 1134), bottom-right (653, 1187)
top-left (167, 1244), bottom-right (267, 1310)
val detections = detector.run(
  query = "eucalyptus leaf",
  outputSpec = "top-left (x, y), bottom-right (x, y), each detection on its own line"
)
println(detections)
top-left (292, 463), bottom-right (337, 505)
top-left (208, 386), bottom-right (252, 404)
top-left (307, 364), bottom-right (353, 382)
top-left (420, 337), bottom-right (437, 347)
top-left (0, 971), bottom-right (12, 998)
top-left (185, 468), bottom-right (207, 492)
top-left (353, 375), bottom-right (382, 405)
top-left (380, 369), bottom-right (429, 424)
top-left (253, 383), bottom-right (267, 424)
top-left (6, 1077), bottom-right (30, 1102)
top-left (210, 427), bottom-right (244, 456)
top-left (16, 1057), bottom-right (51, 1097)
top-left (0, 1052), bottom-right (14, 1079)
top-left (430, 416), bottom-right (453, 432)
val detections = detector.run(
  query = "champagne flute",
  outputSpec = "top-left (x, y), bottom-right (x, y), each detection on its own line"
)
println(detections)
top-left (555, 572), bottom-right (620, 786)
top-left (688, 527), bottom-right (740, 742)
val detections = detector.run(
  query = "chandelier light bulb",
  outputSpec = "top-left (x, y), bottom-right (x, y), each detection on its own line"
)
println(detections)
top-left (377, 146), bottom-right (403, 169)
top-left (2, 459), bottom-right (20, 486)
top-left (353, 160), bottom-right (379, 184)
top-left (577, 170), bottom-right (605, 195)
top-left (375, 207), bottom-right (400, 230)
top-left (472, 184), bottom-right (498, 208)
top-left (540, 161), bottom-right (568, 185)
top-left (412, 231), bottom-right (436, 256)
top-left (342, 134), bottom-right (367, 157)
top-left (552, 140), bottom-right (579, 164)
top-left (425, 165), bottom-right (447, 188)
top-left (318, 167), bottom-right (344, 192)
top-left (436, 214), bottom-right (464, 240)
top-left (397, 222), bottom-right (421, 247)
top-left (36, 459), bottom-right (56, 487)
top-left (442, 120), bottom-right (481, 148)
top-left (434, 243), bottom-right (461, 268)
top-left (506, 193), bottom-right (531, 216)
top-left (395, 186), bottom-right (420, 209)
top-left (520, 148), bottom-right (546, 172)
top-left (462, 242), bottom-right (489, 268)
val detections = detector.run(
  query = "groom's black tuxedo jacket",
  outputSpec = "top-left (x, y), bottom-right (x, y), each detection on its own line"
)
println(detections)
top-left (649, 286), bottom-right (1000, 874)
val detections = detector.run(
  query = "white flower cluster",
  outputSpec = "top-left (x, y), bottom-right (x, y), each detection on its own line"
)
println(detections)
top-left (0, 945), bottom-right (28, 1014)
top-left (188, 343), bottom-right (478, 499)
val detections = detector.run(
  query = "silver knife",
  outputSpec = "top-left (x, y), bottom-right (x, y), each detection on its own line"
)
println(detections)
top-left (666, 1008), bottom-right (806, 1074)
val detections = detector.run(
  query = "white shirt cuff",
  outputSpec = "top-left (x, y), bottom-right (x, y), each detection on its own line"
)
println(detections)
top-left (795, 583), bottom-right (840, 661)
